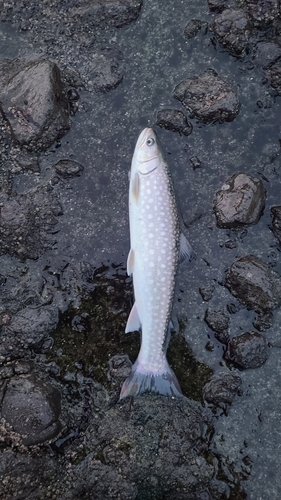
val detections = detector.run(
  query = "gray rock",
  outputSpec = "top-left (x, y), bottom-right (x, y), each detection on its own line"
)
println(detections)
top-left (190, 156), bottom-right (202, 170)
top-left (253, 41), bottom-right (281, 69)
top-left (214, 173), bottom-right (266, 228)
top-left (270, 206), bottom-right (281, 244)
top-left (0, 59), bottom-right (70, 151)
top-left (211, 9), bottom-right (252, 55)
top-left (241, 0), bottom-right (279, 25)
top-left (173, 69), bottom-right (240, 123)
top-left (88, 45), bottom-right (124, 92)
top-left (184, 19), bottom-right (207, 39)
top-left (207, 0), bottom-right (228, 12)
top-left (203, 373), bottom-right (242, 404)
top-left (69, 0), bottom-right (143, 29)
top-left (204, 307), bottom-right (230, 344)
top-left (253, 311), bottom-right (273, 331)
top-left (225, 331), bottom-right (268, 369)
top-left (54, 159), bottom-right (84, 179)
top-left (268, 62), bottom-right (281, 94)
top-left (156, 109), bottom-right (193, 136)
top-left (1, 375), bottom-right (61, 445)
top-left (225, 255), bottom-right (281, 313)
top-left (199, 284), bottom-right (215, 301)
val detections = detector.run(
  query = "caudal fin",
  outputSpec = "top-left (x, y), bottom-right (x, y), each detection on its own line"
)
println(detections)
top-left (119, 360), bottom-right (182, 400)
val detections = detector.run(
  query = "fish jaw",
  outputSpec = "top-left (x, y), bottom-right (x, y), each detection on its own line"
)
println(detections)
top-left (131, 128), bottom-right (163, 175)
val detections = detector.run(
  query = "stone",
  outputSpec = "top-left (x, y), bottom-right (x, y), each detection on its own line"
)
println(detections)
top-left (0, 59), bottom-right (70, 151)
top-left (211, 9), bottom-right (252, 55)
top-left (88, 45), bottom-right (124, 92)
top-left (203, 373), bottom-right (242, 404)
top-left (268, 63), bottom-right (281, 94)
top-left (204, 307), bottom-right (230, 335)
top-left (253, 42), bottom-right (281, 69)
top-left (69, 0), bottom-right (143, 29)
top-left (225, 255), bottom-right (281, 313)
top-left (242, 0), bottom-right (279, 25)
top-left (214, 173), bottom-right (266, 228)
top-left (173, 69), bottom-right (240, 123)
top-left (225, 331), bottom-right (268, 369)
top-left (1, 375), bottom-right (61, 445)
top-left (54, 159), bottom-right (84, 179)
top-left (184, 19), bottom-right (207, 39)
top-left (270, 206), bottom-right (281, 244)
top-left (156, 109), bottom-right (193, 136)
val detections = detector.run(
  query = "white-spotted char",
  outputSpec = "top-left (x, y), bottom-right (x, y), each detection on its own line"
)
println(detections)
top-left (120, 128), bottom-right (193, 399)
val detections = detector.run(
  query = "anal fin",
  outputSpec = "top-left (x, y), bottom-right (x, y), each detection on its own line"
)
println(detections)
top-left (127, 248), bottom-right (135, 276)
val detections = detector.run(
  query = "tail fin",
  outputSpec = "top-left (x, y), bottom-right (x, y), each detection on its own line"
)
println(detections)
top-left (119, 359), bottom-right (182, 400)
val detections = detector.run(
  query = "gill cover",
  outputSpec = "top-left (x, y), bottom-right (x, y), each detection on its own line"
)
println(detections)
top-left (133, 128), bottom-right (162, 175)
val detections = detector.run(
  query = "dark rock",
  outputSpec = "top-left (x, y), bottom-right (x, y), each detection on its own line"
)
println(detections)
top-left (1, 307), bottom-right (58, 355)
top-left (253, 311), bottom-right (273, 331)
top-left (210, 9), bottom-right (252, 56)
top-left (225, 331), bottom-right (268, 369)
top-left (173, 69), bottom-right (240, 123)
top-left (227, 302), bottom-right (240, 314)
top-left (204, 307), bottom-right (230, 335)
top-left (199, 284), bottom-right (215, 301)
top-left (54, 159), bottom-right (84, 179)
top-left (270, 206), bottom-right (281, 244)
top-left (1, 375), bottom-right (61, 445)
top-left (253, 42), bottom-right (281, 69)
top-left (214, 173), bottom-right (266, 228)
top-left (225, 255), bottom-right (281, 313)
top-left (0, 187), bottom-right (63, 260)
top-left (184, 19), bottom-right (207, 39)
top-left (203, 373), bottom-right (242, 404)
top-left (156, 109), bottom-right (193, 136)
top-left (0, 59), bottom-right (71, 151)
top-left (108, 354), bottom-right (132, 385)
top-left (207, 0), bottom-right (228, 12)
top-left (242, 0), bottom-right (279, 25)
top-left (69, 0), bottom-right (143, 29)
top-left (268, 63), bottom-right (281, 94)
top-left (88, 45), bottom-right (125, 92)
top-left (190, 156), bottom-right (202, 170)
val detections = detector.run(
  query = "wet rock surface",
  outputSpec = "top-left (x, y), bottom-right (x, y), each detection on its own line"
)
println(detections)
top-left (0, 59), bottom-right (70, 151)
top-left (214, 173), bottom-right (266, 228)
top-left (1, 375), bottom-right (62, 446)
top-left (225, 255), bottom-right (281, 313)
top-left (211, 9), bottom-right (252, 56)
top-left (88, 45), bottom-right (125, 92)
top-left (173, 69), bottom-right (240, 123)
top-left (203, 373), bottom-right (242, 404)
top-left (268, 62), bottom-right (281, 94)
top-left (241, 0), bottom-right (279, 25)
top-left (225, 331), bottom-right (268, 369)
top-left (156, 108), bottom-right (193, 136)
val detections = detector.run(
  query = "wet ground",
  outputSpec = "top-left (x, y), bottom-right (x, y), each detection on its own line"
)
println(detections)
top-left (1, 0), bottom-right (281, 499)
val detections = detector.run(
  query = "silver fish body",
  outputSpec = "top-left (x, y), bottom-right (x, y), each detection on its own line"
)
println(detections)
top-left (120, 128), bottom-right (192, 399)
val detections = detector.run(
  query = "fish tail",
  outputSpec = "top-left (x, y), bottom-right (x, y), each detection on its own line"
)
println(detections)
top-left (119, 359), bottom-right (182, 400)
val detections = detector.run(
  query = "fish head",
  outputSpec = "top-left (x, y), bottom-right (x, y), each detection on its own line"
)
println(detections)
top-left (132, 128), bottom-right (163, 175)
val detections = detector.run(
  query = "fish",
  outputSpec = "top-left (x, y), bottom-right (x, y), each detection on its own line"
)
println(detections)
top-left (120, 127), bottom-right (193, 400)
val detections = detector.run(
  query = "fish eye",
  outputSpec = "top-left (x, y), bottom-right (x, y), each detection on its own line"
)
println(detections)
top-left (146, 137), bottom-right (155, 146)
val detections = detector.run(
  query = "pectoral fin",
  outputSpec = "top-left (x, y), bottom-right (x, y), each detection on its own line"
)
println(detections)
top-left (125, 302), bottom-right (141, 333)
top-left (127, 248), bottom-right (135, 276)
top-left (179, 233), bottom-right (195, 263)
